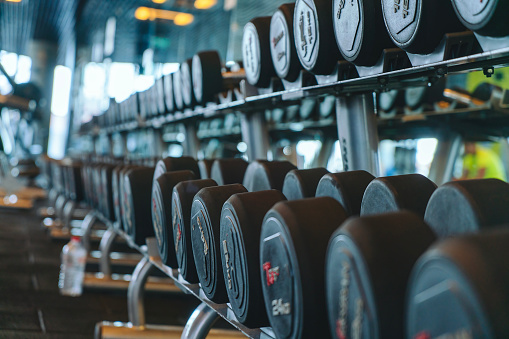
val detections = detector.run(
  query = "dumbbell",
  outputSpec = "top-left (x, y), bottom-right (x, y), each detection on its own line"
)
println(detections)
top-left (242, 160), bottom-right (297, 192)
top-left (294, 0), bottom-right (341, 75)
top-left (327, 178), bottom-right (509, 338)
top-left (333, 0), bottom-right (395, 66)
top-left (381, 0), bottom-right (465, 54)
top-left (269, 4), bottom-right (303, 82)
top-left (163, 73), bottom-right (175, 114)
top-left (152, 170), bottom-right (197, 267)
top-left (219, 168), bottom-right (366, 329)
top-left (99, 163), bottom-right (117, 221)
top-left (152, 157), bottom-right (242, 269)
top-left (451, 0), bottom-right (509, 37)
top-left (424, 179), bottom-right (509, 237)
top-left (179, 59), bottom-right (197, 108)
top-left (243, 17), bottom-right (276, 88)
top-left (192, 51), bottom-right (245, 105)
top-left (123, 157), bottom-right (200, 246)
top-left (405, 78), bottom-right (453, 113)
top-left (171, 160), bottom-right (295, 285)
top-left (210, 158), bottom-right (248, 186)
top-left (407, 228), bottom-right (509, 339)
top-left (112, 164), bottom-right (137, 230)
top-left (259, 197), bottom-right (349, 338)
top-left (315, 170), bottom-right (375, 216)
top-left (172, 70), bottom-right (184, 111)
top-left (193, 165), bottom-right (326, 305)
top-left (360, 174), bottom-right (437, 217)
top-left (154, 77), bottom-right (166, 115)
top-left (326, 211), bottom-right (436, 339)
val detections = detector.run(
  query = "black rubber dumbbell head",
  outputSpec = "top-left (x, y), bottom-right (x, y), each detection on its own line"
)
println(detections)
top-left (270, 3), bottom-right (303, 82)
top-left (152, 171), bottom-right (196, 267)
top-left (243, 160), bottom-right (297, 192)
top-left (316, 170), bottom-right (375, 216)
top-left (381, 0), bottom-right (465, 54)
top-left (172, 179), bottom-right (218, 283)
top-left (210, 158), bottom-right (248, 185)
top-left (424, 179), bottom-right (509, 238)
top-left (294, 0), bottom-right (341, 74)
top-left (333, 0), bottom-right (395, 66)
top-left (192, 51), bottom-right (223, 104)
top-left (243, 17), bottom-right (276, 88)
top-left (180, 59), bottom-right (197, 108)
top-left (123, 167), bottom-right (155, 245)
top-left (153, 156), bottom-right (200, 180)
top-left (198, 159), bottom-right (215, 179)
top-left (361, 174), bottom-right (437, 217)
top-left (260, 197), bottom-right (348, 339)
top-left (281, 167), bottom-right (329, 200)
top-left (407, 229), bottom-right (509, 339)
top-left (220, 190), bottom-right (287, 327)
top-left (190, 184), bottom-right (248, 303)
top-left (326, 211), bottom-right (436, 339)
top-left (451, 0), bottom-right (509, 37)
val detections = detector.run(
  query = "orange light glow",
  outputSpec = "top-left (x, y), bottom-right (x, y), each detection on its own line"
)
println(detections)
top-left (194, 0), bottom-right (217, 9)
top-left (5, 0), bottom-right (22, 2)
top-left (152, 0), bottom-right (167, 3)
top-left (134, 7), bottom-right (194, 26)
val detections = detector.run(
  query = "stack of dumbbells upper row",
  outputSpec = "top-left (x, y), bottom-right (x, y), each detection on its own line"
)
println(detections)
top-left (47, 154), bottom-right (509, 339)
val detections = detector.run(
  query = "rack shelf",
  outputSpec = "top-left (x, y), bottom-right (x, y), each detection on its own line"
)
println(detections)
top-left (83, 47), bottom-right (509, 137)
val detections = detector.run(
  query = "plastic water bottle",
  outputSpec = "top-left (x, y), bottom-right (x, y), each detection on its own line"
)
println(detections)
top-left (59, 236), bottom-right (87, 296)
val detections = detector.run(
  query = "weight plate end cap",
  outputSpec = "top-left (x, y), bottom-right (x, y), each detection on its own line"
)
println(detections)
top-left (172, 179), bottom-right (218, 284)
top-left (152, 171), bottom-right (196, 267)
top-left (328, 211), bottom-right (436, 338)
top-left (316, 170), bottom-right (375, 216)
top-left (405, 230), bottom-right (509, 339)
top-left (220, 190), bottom-right (285, 327)
top-left (243, 160), bottom-right (297, 192)
top-left (424, 179), bottom-right (509, 238)
top-left (260, 197), bottom-right (348, 339)
top-left (190, 184), bottom-right (248, 303)
top-left (360, 174), bottom-right (437, 217)
top-left (243, 17), bottom-right (276, 88)
top-left (281, 168), bottom-right (329, 201)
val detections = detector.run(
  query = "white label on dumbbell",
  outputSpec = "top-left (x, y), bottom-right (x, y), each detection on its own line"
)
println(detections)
top-left (223, 239), bottom-right (234, 290)
top-left (181, 62), bottom-right (192, 106)
top-left (333, 0), bottom-right (361, 58)
top-left (152, 197), bottom-right (164, 250)
top-left (337, 261), bottom-right (350, 339)
top-left (294, 0), bottom-right (318, 70)
top-left (242, 23), bottom-right (261, 85)
top-left (453, 0), bottom-right (491, 25)
top-left (197, 215), bottom-right (209, 255)
top-left (352, 299), bottom-right (363, 339)
top-left (173, 198), bottom-right (182, 253)
top-left (192, 55), bottom-right (203, 103)
top-left (270, 10), bottom-right (290, 78)
top-left (272, 298), bottom-right (291, 316)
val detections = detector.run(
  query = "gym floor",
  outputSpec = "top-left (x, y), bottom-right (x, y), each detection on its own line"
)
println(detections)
top-left (0, 200), bottom-right (201, 338)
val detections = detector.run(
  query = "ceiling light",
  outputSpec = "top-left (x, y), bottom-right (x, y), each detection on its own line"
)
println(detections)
top-left (5, 0), bottom-right (22, 2)
top-left (152, 0), bottom-right (166, 3)
top-left (135, 7), bottom-right (194, 26)
top-left (194, 0), bottom-right (217, 10)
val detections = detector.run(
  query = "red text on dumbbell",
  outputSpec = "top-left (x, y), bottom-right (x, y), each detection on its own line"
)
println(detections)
top-left (262, 262), bottom-right (280, 286)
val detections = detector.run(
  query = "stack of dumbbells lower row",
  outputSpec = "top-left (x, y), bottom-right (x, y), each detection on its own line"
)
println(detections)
top-left (59, 153), bottom-right (509, 339)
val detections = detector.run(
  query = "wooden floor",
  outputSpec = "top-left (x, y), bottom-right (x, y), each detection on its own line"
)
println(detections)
top-left (0, 200), bottom-right (201, 338)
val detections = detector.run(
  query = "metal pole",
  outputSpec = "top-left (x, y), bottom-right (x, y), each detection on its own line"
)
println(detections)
top-left (127, 256), bottom-right (153, 327)
top-left (336, 94), bottom-right (380, 176)
top-left (180, 303), bottom-right (220, 339)
top-left (240, 111), bottom-right (270, 161)
top-left (98, 229), bottom-right (118, 277)
top-left (81, 211), bottom-right (98, 252)
top-left (428, 131), bottom-right (462, 185)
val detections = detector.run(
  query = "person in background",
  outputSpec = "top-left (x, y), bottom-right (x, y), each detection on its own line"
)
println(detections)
top-left (460, 142), bottom-right (507, 181)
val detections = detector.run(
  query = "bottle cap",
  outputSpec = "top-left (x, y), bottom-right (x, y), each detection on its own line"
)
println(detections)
top-left (71, 236), bottom-right (81, 242)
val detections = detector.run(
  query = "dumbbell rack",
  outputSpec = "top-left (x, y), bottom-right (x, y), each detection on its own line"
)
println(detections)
top-left (81, 47), bottom-right (509, 338)
top-left (87, 211), bottom-right (275, 339)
